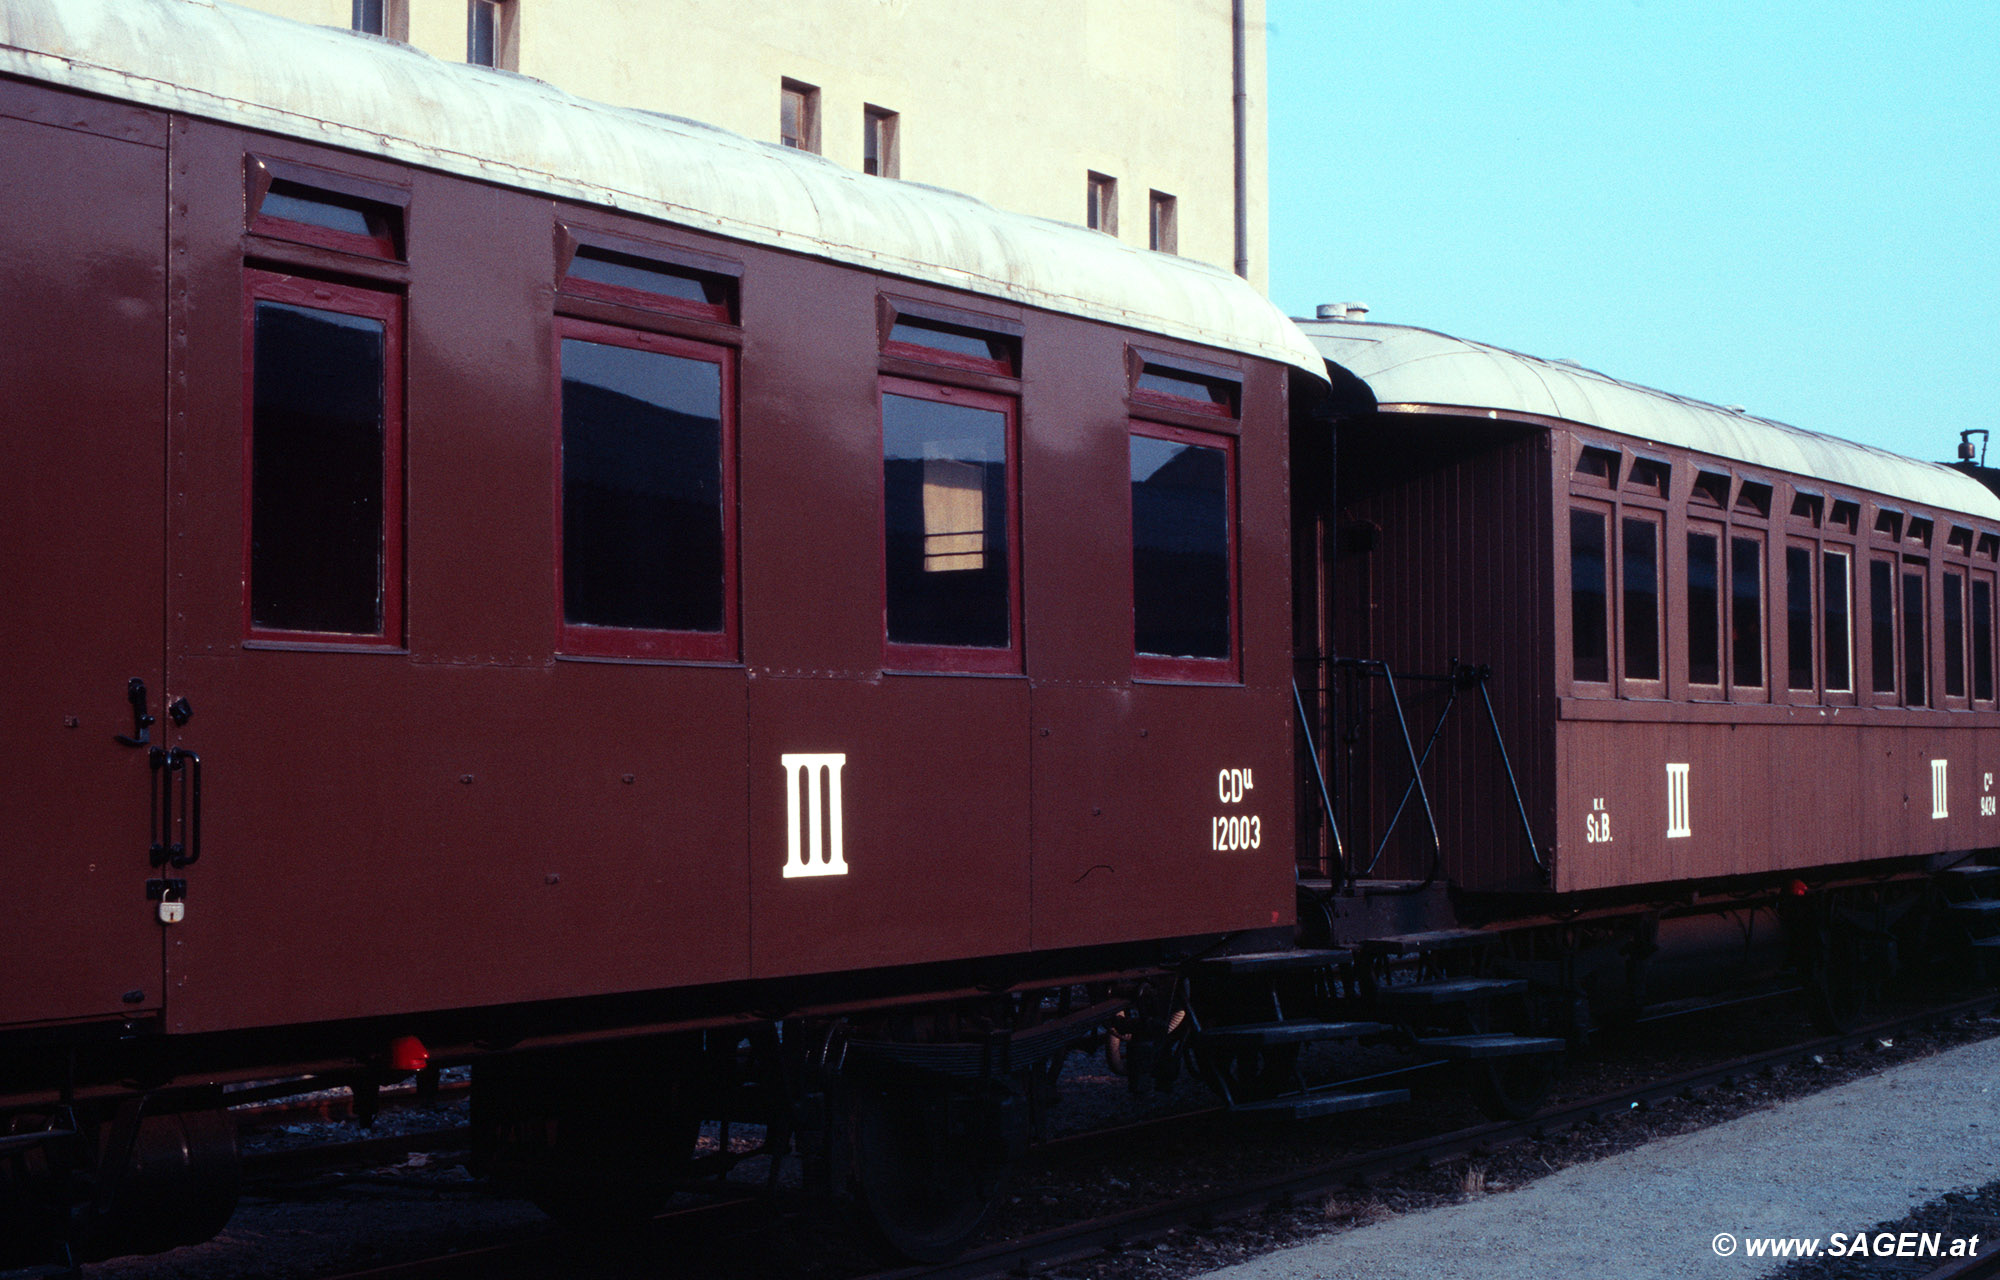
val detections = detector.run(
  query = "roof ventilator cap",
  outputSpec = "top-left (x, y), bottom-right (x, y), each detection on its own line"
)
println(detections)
top-left (1315, 302), bottom-right (1370, 322)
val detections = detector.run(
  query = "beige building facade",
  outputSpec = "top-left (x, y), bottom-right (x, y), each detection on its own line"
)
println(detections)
top-left (230, 0), bottom-right (1268, 290)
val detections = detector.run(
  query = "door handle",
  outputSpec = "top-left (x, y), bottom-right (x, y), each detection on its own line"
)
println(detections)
top-left (114, 678), bottom-right (154, 747)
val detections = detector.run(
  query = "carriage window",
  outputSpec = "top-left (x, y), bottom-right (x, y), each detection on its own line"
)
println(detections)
top-left (1908, 517), bottom-right (1934, 548)
top-left (885, 311), bottom-right (1020, 376)
top-left (1875, 509), bottom-right (1903, 541)
top-left (1945, 571), bottom-right (1967, 699)
top-left (248, 158), bottom-right (405, 259)
top-left (1133, 359), bottom-right (1240, 417)
top-left (1574, 447), bottom-right (1618, 488)
top-left (1786, 545), bottom-right (1815, 691)
top-left (1949, 526), bottom-right (1975, 555)
top-left (1688, 530), bottom-right (1722, 687)
top-left (1823, 550), bottom-right (1852, 693)
top-left (563, 245), bottom-right (735, 321)
top-left (1132, 428), bottom-right (1234, 679)
top-left (1730, 536), bottom-right (1764, 689)
top-left (1975, 578), bottom-right (1996, 702)
top-left (1691, 470), bottom-right (1731, 508)
top-left (1828, 499), bottom-right (1861, 533)
top-left (1980, 532), bottom-right (2000, 562)
top-left (1870, 559), bottom-right (1898, 694)
top-left (1903, 568), bottom-right (1928, 705)
top-left (1790, 491), bottom-right (1824, 524)
top-left (1735, 481), bottom-right (1772, 518)
top-left (1626, 456), bottom-right (1669, 496)
top-left (557, 322), bottom-right (733, 660)
top-left (1571, 509), bottom-right (1610, 685)
top-left (883, 379), bottom-right (1016, 669)
top-left (1622, 516), bottom-right (1660, 681)
top-left (246, 273), bottom-right (401, 643)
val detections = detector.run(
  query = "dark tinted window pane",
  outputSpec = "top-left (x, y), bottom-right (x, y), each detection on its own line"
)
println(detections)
top-left (1688, 531), bottom-right (1721, 685)
top-left (1976, 579), bottom-right (1995, 701)
top-left (888, 317), bottom-right (1015, 368)
top-left (1132, 435), bottom-right (1229, 660)
top-left (1731, 536), bottom-right (1763, 688)
top-left (883, 392), bottom-right (1009, 649)
top-left (1570, 509), bottom-right (1608, 684)
top-left (1787, 545), bottom-right (1814, 690)
top-left (1823, 552), bottom-right (1851, 692)
top-left (1902, 571), bottom-right (1927, 704)
top-left (1871, 560), bottom-right (1897, 693)
top-left (561, 338), bottom-right (724, 633)
top-left (567, 248), bottom-right (726, 308)
top-left (1621, 517), bottom-right (1659, 680)
top-left (1946, 572), bottom-right (1967, 698)
top-left (251, 300), bottom-right (385, 634)
top-left (261, 180), bottom-right (390, 241)
top-left (1136, 363), bottom-right (1238, 412)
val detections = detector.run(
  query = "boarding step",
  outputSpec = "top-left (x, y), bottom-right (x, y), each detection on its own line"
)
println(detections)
top-left (1357, 929), bottom-right (1496, 958)
top-left (1946, 899), bottom-right (2000, 916)
top-left (1187, 947), bottom-right (1352, 977)
top-left (1971, 937), bottom-right (2000, 949)
top-left (1231, 1087), bottom-right (1410, 1120)
top-left (1940, 863), bottom-right (2000, 880)
top-left (1373, 977), bottom-right (1527, 1006)
top-left (1415, 1033), bottom-right (1567, 1060)
top-left (1195, 1019), bottom-right (1391, 1048)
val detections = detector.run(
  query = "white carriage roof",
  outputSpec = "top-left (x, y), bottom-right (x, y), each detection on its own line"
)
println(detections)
top-left (1300, 319), bottom-right (2000, 520)
top-left (0, 0), bottom-right (1325, 378)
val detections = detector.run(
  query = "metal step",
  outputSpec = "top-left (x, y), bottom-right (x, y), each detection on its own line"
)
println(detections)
top-left (1416, 1033), bottom-right (1567, 1060)
top-left (1946, 899), bottom-right (2000, 915)
top-left (1357, 928), bottom-right (1496, 957)
top-left (1970, 937), bottom-right (2000, 949)
top-left (1231, 1087), bottom-right (1411, 1120)
top-left (1941, 863), bottom-right (2000, 880)
top-left (1195, 1019), bottom-right (1391, 1048)
top-left (1187, 947), bottom-right (1352, 977)
top-left (1373, 977), bottom-right (1528, 1006)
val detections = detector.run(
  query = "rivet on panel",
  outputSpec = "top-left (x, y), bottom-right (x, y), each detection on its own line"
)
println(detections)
top-left (622, 774), bottom-right (636, 784)
top-left (545, 873), bottom-right (561, 885)
top-left (459, 774), bottom-right (475, 785)
top-left (1039, 728), bottom-right (1050, 737)
top-left (1139, 728), bottom-right (1149, 738)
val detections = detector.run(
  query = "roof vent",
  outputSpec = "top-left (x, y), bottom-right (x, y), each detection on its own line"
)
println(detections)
top-left (1726, 405), bottom-right (1747, 414)
top-left (1315, 302), bottom-right (1370, 322)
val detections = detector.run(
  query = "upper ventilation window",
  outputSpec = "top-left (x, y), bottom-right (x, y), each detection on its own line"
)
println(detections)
top-left (883, 304), bottom-right (1021, 376)
top-left (1691, 470), bottom-right (1731, 508)
top-left (1131, 352), bottom-right (1241, 418)
top-left (1626, 456), bottom-right (1670, 496)
top-left (1734, 480), bottom-right (1772, 518)
top-left (559, 235), bottom-right (738, 324)
top-left (248, 158), bottom-right (406, 259)
top-left (1573, 446), bottom-right (1616, 488)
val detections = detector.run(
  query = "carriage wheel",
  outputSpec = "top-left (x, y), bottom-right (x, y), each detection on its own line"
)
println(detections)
top-left (846, 1078), bottom-right (1006, 1262)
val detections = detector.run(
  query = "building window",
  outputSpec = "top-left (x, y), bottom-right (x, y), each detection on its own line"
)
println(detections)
top-left (556, 320), bottom-right (735, 661)
top-left (1687, 528), bottom-right (1722, 687)
top-left (881, 378), bottom-right (1017, 671)
top-left (1621, 515), bottom-right (1660, 682)
top-left (1148, 190), bottom-right (1177, 253)
top-left (1730, 535), bottom-right (1764, 690)
top-left (781, 79), bottom-right (821, 153)
top-left (1087, 172), bottom-right (1118, 235)
top-left (1823, 549), bottom-right (1852, 693)
top-left (467, 0), bottom-right (508, 67)
top-left (863, 105), bottom-right (899, 177)
top-left (1570, 508), bottom-right (1610, 685)
top-left (244, 271), bottom-right (402, 644)
top-left (1132, 426), bottom-right (1234, 681)
top-left (353, 0), bottom-right (384, 34)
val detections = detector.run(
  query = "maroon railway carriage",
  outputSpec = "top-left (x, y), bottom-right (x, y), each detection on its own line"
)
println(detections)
top-left (0, 0), bottom-right (1327, 1263)
top-left (1298, 318), bottom-right (2000, 1017)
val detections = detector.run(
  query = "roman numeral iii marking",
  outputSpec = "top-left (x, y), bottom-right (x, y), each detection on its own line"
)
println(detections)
top-left (1665, 763), bottom-right (1691, 839)
top-left (782, 753), bottom-right (847, 878)
top-left (1932, 759), bottom-right (1949, 821)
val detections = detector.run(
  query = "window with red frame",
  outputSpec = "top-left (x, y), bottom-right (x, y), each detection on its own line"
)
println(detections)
top-left (247, 158), bottom-right (405, 260)
top-left (561, 242), bottom-right (737, 324)
top-left (1131, 353), bottom-right (1240, 418)
top-left (244, 271), bottom-right (403, 644)
top-left (881, 379), bottom-right (1018, 671)
top-left (556, 319), bottom-right (735, 661)
top-left (1131, 425), bottom-right (1234, 680)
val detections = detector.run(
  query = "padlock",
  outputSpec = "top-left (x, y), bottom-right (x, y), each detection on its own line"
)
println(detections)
top-left (158, 896), bottom-right (185, 925)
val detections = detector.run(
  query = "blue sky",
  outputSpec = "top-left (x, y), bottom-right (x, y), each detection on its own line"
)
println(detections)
top-left (1266, 1), bottom-right (2000, 463)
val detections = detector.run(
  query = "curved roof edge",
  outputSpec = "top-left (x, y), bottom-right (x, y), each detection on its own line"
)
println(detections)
top-left (0, 0), bottom-right (1325, 378)
top-left (1299, 319), bottom-right (2000, 520)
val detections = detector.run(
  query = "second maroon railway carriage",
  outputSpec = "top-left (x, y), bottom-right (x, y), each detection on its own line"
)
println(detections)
top-left (1298, 317), bottom-right (2000, 1024)
top-left (0, 0), bottom-right (1326, 1263)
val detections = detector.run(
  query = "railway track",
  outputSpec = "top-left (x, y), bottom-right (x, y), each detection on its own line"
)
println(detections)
top-left (198, 990), bottom-right (2000, 1280)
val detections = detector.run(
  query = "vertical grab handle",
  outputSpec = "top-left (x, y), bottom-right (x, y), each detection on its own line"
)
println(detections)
top-left (148, 747), bottom-right (202, 869)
